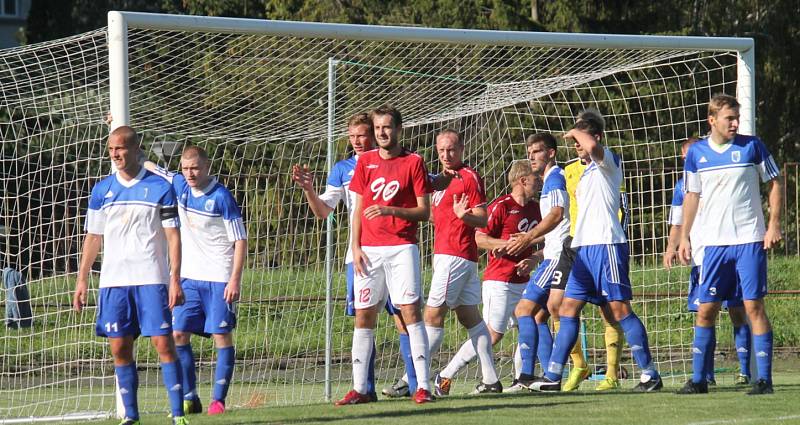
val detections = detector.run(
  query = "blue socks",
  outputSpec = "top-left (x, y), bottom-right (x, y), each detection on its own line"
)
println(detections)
top-left (620, 313), bottom-right (657, 376)
top-left (734, 325), bottom-right (752, 378)
top-left (115, 363), bottom-right (139, 420)
top-left (160, 361), bottom-right (184, 417)
top-left (399, 333), bottom-right (417, 393)
top-left (544, 316), bottom-right (579, 381)
top-left (366, 340), bottom-right (376, 394)
top-left (692, 326), bottom-right (714, 384)
top-left (753, 331), bottom-right (773, 384)
top-left (537, 321), bottom-right (553, 374)
top-left (517, 315), bottom-right (538, 376)
top-left (213, 346), bottom-right (235, 402)
top-left (176, 344), bottom-right (197, 400)
top-left (705, 334), bottom-right (717, 382)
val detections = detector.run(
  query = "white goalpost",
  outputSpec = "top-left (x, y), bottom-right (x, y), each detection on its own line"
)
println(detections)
top-left (0, 11), bottom-right (754, 422)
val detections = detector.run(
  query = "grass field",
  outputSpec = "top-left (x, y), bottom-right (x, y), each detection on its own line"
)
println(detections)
top-left (93, 369), bottom-right (800, 425)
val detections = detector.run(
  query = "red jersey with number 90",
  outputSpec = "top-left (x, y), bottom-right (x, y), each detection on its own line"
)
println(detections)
top-left (350, 148), bottom-right (431, 246)
top-left (478, 194), bottom-right (541, 283)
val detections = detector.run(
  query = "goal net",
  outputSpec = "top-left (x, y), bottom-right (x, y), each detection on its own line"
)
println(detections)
top-left (0, 12), bottom-right (753, 421)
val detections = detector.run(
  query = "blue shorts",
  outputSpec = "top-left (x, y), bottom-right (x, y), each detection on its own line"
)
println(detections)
top-left (522, 259), bottom-right (555, 306)
top-left (700, 242), bottom-right (767, 303)
top-left (96, 285), bottom-right (172, 338)
top-left (172, 278), bottom-right (237, 335)
top-left (565, 243), bottom-right (631, 306)
top-left (688, 266), bottom-right (744, 312)
top-left (345, 263), bottom-right (399, 317)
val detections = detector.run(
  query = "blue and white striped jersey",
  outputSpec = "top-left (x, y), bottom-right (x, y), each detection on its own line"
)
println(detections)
top-left (540, 165), bottom-right (570, 259)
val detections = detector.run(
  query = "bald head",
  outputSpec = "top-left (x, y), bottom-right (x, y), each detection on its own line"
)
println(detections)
top-left (109, 126), bottom-right (139, 148)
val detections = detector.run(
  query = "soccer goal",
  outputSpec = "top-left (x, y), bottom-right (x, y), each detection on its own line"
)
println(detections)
top-left (0, 11), bottom-right (754, 422)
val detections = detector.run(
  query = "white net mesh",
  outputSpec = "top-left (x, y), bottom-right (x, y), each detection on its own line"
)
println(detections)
top-left (0, 18), bottom-right (740, 420)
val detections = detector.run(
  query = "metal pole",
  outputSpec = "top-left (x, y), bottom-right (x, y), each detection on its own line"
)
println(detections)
top-left (324, 57), bottom-right (338, 402)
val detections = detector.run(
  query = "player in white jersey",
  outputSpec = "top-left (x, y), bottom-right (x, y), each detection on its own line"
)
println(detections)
top-left (424, 129), bottom-right (500, 396)
top-left (664, 138), bottom-right (751, 387)
top-left (145, 146), bottom-right (247, 416)
top-left (505, 133), bottom-right (569, 390)
top-left (530, 109), bottom-right (663, 393)
top-left (291, 113), bottom-right (418, 400)
top-left (73, 126), bottom-right (188, 425)
top-left (677, 94), bottom-right (781, 395)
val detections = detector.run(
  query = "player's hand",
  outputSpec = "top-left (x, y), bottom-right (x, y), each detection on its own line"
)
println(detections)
top-left (764, 225), bottom-right (782, 250)
top-left (73, 279), bottom-right (88, 312)
top-left (452, 194), bottom-right (470, 219)
top-left (441, 168), bottom-right (459, 180)
top-left (677, 238), bottom-right (692, 266)
top-left (506, 232), bottom-right (533, 256)
top-left (363, 205), bottom-right (391, 220)
top-left (662, 250), bottom-right (677, 270)
top-left (490, 241), bottom-right (509, 258)
top-left (352, 247), bottom-right (370, 277)
top-left (168, 280), bottom-right (185, 309)
top-left (224, 280), bottom-right (241, 303)
top-left (515, 258), bottom-right (534, 277)
top-left (291, 164), bottom-right (314, 192)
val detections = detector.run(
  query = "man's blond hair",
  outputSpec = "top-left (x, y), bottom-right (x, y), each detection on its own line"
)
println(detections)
top-left (508, 159), bottom-right (534, 186)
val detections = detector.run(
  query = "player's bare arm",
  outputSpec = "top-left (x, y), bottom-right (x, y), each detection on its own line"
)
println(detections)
top-left (663, 223), bottom-right (681, 270)
top-left (678, 191), bottom-right (699, 265)
top-left (291, 164), bottom-right (334, 219)
top-left (73, 233), bottom-right (102, 312)
top-left (475, 230), bottom-right (509, 257)
top-left (565, 128), bottom-right (603, 162)
top-left (225, 239), bottom-right (247, 303)
top-left (363, 195), bottom-right (430, 222)
top-left (452, 193), bottom-right (487, 228)
top-left (764, 177), bottom-right (783, 249)
top-left (164, 227), bottom-right (184, 309)
top-left (506, 205), bottom-right (564, 255)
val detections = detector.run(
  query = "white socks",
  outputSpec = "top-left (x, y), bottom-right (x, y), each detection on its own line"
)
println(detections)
top-left (352, 328), bottom-right (374, 394)
top-left (426, 325), bottom-right (445, 357)
top-left (468, 321), bottom-right (498, 384)
top-left (441, 340), bottom-right (476, 379)
top-left (406, 321), bottom-right (431, 391)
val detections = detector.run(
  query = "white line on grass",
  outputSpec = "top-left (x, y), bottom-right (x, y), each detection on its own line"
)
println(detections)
top-left (687, 414), bottom-right (800, 425)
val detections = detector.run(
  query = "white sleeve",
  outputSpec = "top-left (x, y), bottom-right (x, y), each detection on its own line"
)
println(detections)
top-left (224, 217), bottom-right (248, 242)
top-left (685, 171), bottom-right (702, 193)
top-left (149, 164), bottom-right (175, 183)
top-left (84, 208), bottom-right (106, 234)
top-left (318, 185), bottom-right (344, 209)
top-left (668, 205), bottom-right (683, 226)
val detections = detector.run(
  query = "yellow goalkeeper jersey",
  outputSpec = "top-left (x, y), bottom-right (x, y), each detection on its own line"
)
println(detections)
top-left (564, 158), bottom-right (628, 237)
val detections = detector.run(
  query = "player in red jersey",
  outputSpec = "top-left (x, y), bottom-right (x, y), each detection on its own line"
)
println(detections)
top-left (435, 160), bottom-right (542, 390)
top-left (335, 105), bottom-right (435, 405)
top-left (420, 130), bottom-right (500, 396)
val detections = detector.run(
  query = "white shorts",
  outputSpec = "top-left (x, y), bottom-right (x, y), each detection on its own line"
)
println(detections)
top-left (482, 280), bottom-right (525, 334)
top-left (353, 244), bottom-right (422, 309)
top-left (427, 254), bottom-right (481, 308)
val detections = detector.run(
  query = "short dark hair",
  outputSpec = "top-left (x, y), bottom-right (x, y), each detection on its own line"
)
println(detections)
top-left (574, 108), bottom-right (605, 136)
top-left (708, 94), bottom-right (740, 117)
top-left (437, 129), bottom-right (463, 147)
top-left (109, 126), bottom-right (138, 147)
top-left (347, 112), bottom-right (372, 129)
top-left (526, 132), bottom-right (557, 151)
top-left (369, 105), bottom-right (403, 128)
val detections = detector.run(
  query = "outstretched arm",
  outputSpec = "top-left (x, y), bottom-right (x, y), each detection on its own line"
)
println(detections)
top-left (291, 164), bottom-right (335, 219)
top-left (506, 206), bottom-right (563, 255)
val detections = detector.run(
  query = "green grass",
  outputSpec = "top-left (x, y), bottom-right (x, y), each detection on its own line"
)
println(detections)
top-left (92, 370), bottom-right (800, 425)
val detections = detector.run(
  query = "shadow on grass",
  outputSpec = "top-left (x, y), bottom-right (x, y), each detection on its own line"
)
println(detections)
top-left (223, 396), bottom-right (586, 424)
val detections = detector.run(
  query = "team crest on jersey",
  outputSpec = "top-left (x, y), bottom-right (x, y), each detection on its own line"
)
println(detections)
top-left (204, 199), bottom-right (215, 212)
top-left (731, 150), bottom-right (741, 163)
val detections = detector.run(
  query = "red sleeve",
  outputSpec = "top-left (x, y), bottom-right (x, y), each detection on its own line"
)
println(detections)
top-left (479, 201), bottom-right (503, 237)
top-left (411, 155), bottom-right (432, 196)
top-left (464, 170), bottom-right (486, 208)
top-left (349, 155), bottom-right (365, 195)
